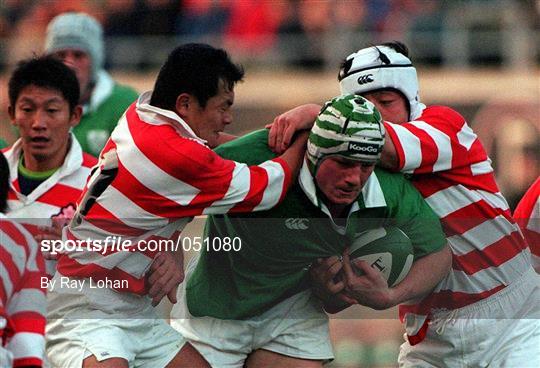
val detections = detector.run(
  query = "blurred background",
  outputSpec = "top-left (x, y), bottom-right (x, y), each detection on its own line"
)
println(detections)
top-left (1, 1), bottom-right (539, 366)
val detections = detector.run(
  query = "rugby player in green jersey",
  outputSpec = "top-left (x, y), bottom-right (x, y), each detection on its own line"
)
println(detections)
top-left (171, 94), bottom-right (451, 368)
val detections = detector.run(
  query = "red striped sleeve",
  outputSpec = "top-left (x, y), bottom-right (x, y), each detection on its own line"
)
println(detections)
top-left (384, 122), bottom-right (406, 171)
top-left (228, 165), bottom-right (268, 213)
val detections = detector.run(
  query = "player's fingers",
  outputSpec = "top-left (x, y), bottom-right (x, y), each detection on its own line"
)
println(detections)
top-left (326, 259), bottom-right (344, 280)
top-left (149, 252), bottom-right (165, 272)
top-left (167, 285), bottom-right (179, 304)
top-left (268, 121), bottom-right (278, 150)
top-left (281, 125), bottom-right (297, 151)
top-left (321, 255), bottom-right (341, 270)
top-left (326, 278), bottom-right (345, 294)
top-left (341, 252), bottom-right (356, 280)
top-left (352, 259), bottom-right (379, 280)
top-left (274, 120), bottom-right (286, 153)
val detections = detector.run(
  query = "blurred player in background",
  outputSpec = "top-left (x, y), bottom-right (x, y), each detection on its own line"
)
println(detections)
top-left (171, 94), bottom-right (450, 368)
top-left (46, 43), bottom-right (308, 368)
top-left (3, 56), bottom-right (97, 276)
top-left (45, 12), bottom-right (139, 157)
top-left (514, 177), bottom-right (540, 273)
top-left (0, 152), bottom-right (47, 368)
top-left (271, 41), bottom-right (539, 367)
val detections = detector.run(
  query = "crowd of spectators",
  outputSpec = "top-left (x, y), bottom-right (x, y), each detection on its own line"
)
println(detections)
top-left (2, 0), bottom-right (537, 72)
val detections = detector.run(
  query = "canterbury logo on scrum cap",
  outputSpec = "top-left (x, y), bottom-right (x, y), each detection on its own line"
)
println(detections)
top-left (357, 74), bottom-right (374, 85)
top-left (348, 142), bottom-right (380, 154)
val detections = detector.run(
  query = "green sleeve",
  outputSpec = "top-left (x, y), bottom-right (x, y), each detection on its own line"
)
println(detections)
top-left (378, 171), bottom-right (447, 259)
top-left (214, 129), bottom-right (277, 164)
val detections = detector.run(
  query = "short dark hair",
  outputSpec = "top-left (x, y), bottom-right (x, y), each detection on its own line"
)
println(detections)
top-left (0, 153), bottom-right (9, 213)
top-left (8, 55), bottom-right (80, 112)
top-left (150, 43), bottom-right (244, 110)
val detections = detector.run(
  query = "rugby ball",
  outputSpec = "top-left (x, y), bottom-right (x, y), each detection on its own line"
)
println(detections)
top-left (349, 227), bottom-right (414, 287)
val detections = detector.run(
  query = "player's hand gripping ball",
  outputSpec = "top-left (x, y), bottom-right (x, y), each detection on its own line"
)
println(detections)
top-left (348, 227), bottom-right (414, 286)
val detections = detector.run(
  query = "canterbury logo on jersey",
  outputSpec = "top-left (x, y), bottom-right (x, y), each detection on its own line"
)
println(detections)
top-left (285, 218), bottom-right (309, 230)
top-left (357, 74), bottom-right (374, 85)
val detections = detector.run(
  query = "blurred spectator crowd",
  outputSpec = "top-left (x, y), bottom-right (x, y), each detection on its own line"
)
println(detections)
top-left (1, 0), bottom-right (539, 72)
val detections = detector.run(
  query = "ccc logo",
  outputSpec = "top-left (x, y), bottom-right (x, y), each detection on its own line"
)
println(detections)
top-left (357, 74), bottom-right (374, 85)
top-left (285, 218), bottom-right (309, 230)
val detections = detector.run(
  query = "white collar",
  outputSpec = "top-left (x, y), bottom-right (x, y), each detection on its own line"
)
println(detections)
top-left (135, 91), bottom-right (207, 145)
top-left (4, 133), bottom-right (84, 201)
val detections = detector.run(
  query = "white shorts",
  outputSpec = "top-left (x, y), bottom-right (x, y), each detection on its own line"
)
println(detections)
top-left (399, 267), bottom-right (540, 367)
top-left (0, 346), bottom-right (13, 368)
top-left (170, 257), bottom-right (334, 368)
top-left (46, 272), bottom-right (185, 368)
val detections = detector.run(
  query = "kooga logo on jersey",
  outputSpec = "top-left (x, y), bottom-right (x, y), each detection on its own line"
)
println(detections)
top-left (357, 74), bottom-right (374, 85)
top-left (348, 142), bottom-right (380, 154)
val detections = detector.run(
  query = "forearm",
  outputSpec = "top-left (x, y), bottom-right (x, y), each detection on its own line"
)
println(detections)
top-left (390, 244), bottom-right (452, 305)
top-left (379, 136), bottom-right (399, 170)
top-left (277, 131), bottom-right (309, 176)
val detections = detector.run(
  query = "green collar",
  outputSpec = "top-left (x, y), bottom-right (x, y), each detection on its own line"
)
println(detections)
top-left (18, 156), bottom-right (58, 179)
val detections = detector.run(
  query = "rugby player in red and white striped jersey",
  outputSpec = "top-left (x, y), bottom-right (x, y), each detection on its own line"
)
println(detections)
top-left (47, 44), bottom-right (308, 368)
top-left (514, 177), bottom-right (540, 273)
top-left (1, 153), bottom-right (47, 368)
top-left (3, 56), bottom-right (97, 277)
top-left (271, 42), bottom-right (539, 367)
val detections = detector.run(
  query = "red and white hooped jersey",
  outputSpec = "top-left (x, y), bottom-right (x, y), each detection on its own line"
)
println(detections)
top-left (385, 106), bottom-right (532, 343)
top-left (3, 136), bottom-right (97, 275)
top-left (0, 215), bottom-right (46, 367)
top-left (514, 177), bottom-right (540, 273)
top-left (57, 92), bottom-right (292, 294)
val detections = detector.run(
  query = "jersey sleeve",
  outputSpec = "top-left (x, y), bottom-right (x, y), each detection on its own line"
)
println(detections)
top-left (123, 126), bottom-right (292, 218)
top-left (384, 106), bottom-right (489, 176)
top-left (1, 220), bottom-right (46, 368)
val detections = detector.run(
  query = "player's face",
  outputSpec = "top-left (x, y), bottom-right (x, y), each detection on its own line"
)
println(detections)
top-left (51, 48), bottom-right (92, 102)
top-left (9, 85), bottom-right (81, 171)
top-left (315, 156), bottom-right (375, 205)
top-left (362, 90), bottom-right (409, 123)
top-left (189, 81), bottom-right (234, 148)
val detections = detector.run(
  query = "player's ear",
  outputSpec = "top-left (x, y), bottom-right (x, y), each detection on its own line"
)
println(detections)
top-left (175, 93), bottom-right (192, 118)
top-left (69, 105), bottom-right (83, 128)
top-left (8, 105), bottom-right (15, 124)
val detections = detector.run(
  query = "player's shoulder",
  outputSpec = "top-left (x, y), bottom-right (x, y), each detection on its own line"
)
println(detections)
top-left (372, 168), bottom-right (419, 200)
top-left (373, 167), bottom-right (409, 185)
top-left (420, 105), bottom-right (466, 126)
top-left (215, 129), bottom-right (275, 165)
top-left (111, 82), bottom-right (139, 100)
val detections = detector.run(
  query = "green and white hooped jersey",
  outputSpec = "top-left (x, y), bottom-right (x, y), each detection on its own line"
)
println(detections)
top-left (186, 129), bottom-right (446, 320)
